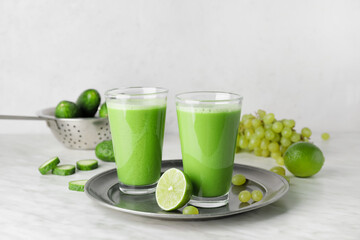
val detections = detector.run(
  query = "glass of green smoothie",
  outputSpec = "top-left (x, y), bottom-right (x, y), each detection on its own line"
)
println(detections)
top-left (105, 87), bottom-right (168, 195)
top-left (176, 91), bottom-right (242, 208)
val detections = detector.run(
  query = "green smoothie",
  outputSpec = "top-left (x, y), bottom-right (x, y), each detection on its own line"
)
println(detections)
top-left (107, 102), bottom-right (166, 186)
top-left (177, 106), bottom-right (241, 197)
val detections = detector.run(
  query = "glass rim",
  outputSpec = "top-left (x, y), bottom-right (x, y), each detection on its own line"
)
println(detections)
top-left (105, 87), bottom-right (168, 99)
top-left (176, 91), bottom-right (243, 104)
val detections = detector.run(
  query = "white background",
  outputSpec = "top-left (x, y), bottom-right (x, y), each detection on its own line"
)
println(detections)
top-left (1, 0), bottom-right (359, 134)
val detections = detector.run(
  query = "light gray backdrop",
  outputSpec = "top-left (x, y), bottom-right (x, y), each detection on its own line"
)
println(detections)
top-left (1, 0), bottom-right (359, 134)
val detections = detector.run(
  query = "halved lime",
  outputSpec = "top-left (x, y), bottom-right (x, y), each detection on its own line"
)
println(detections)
top-left (155, 168), bottom-right (193, 211)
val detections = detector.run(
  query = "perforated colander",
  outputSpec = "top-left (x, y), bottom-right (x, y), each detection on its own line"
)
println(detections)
top-left (0, 107), bottom-right (111, 150)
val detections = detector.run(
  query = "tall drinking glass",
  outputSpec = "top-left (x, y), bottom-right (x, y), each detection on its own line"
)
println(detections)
top-left (176, 91), bottom-right (242, 208)
top-left (105, 87), bottom-right (168, 195)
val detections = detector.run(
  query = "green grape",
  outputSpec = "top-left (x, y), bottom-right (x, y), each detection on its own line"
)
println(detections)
top-left (272, 121), bottom-right (284, 133)
top-left (280, 145), bottom-right (288, 155)
top-left (245, 128), bottom-right (254, 139)
top-left (271, 151), bottom-right (281, 160)
top-left (270, 166), bottom-right (286, 176)
top-left (265, 129), bottom-right (275, 140)
top-left (264, 123), bottom-right (272, 130)
top-left (244, 118), bottom-right (252, 128)
top-left (322, 132), bottom-right (330, 140)
top-left (241, 114), bottom-right (255, 122)
top-left (268, 142), bottom-right (280, 153)
top-left (263, 113), bottom-right (275, 124)
top-left (261, 149), bottom-right (270, 157)
top-left (249, 136), bottom-right (261, 148)
top-left (254, 147), bottom-right (262, 156)
top-left (260, 139), bottom-right (270, 150)
top-left (255, 126), bottom-right (265, 138)
top-left (301, 127), bottom-right (312, 138)
top-left (276, 156), bottom-right (284, 165)
top-left (182, 206), bottom-right (199, 215)
top-left (273, 133), bottom-right (281, 142)
top-left (257, 109), bottom-right (266, 119)
top-left (238, 190), bottom-right (251, 202)
top-left (280, 137), bottom-right (291, 147)
top-left (283, 119), bottom-right (295, 128)
top-left (281, 127), bottom-right (292, 138)
top-left (252, 119), bottom-right (262, 128)
top-left (232, 174), bottom-right (246, 186)
top-left (238, 136), bottom-right (249, 149)
top-left (290, 132), bottom-right (301, 142)
top-left (251, 190), bottom-right (263, 202)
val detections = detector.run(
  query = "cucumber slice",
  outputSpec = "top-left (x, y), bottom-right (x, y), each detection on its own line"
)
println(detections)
top-left (52, 164), bottom-right (76, 176)
top-left (69, 180), bottom-right (88, 192)
top-left (76, 159), bottom-right (98, 171)
top-left (38, 157), bottom-right (60, 175)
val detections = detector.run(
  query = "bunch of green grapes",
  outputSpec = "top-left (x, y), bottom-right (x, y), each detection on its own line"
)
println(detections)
top-left (236, 109), bottom-right (312, 165)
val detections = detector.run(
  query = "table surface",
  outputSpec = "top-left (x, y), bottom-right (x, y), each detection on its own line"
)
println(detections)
top-left (0, 132), bottom-right (359, 240)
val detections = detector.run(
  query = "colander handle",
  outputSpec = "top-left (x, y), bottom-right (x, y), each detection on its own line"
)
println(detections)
top-left (0, 115), bottom-right (51, 120)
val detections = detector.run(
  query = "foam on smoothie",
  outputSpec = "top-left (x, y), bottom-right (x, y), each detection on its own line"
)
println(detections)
top-left (177, 104), bottom-right (241, 113)
top-left (107, 99), bottom-right (166, 110)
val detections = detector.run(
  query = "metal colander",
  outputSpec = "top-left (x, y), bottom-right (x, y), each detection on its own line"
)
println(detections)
top-left (0, 107), bottom-right (111, 150)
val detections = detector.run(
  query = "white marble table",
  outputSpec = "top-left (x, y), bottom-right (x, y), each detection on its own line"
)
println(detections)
top-left (0, 133), bottom-right (359, 240)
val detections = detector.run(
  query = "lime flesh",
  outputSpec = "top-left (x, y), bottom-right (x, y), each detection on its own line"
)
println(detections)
top-left (155, 168), bottom-right (193, 211)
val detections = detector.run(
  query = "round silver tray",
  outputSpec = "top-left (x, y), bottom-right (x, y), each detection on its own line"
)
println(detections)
top-left (85, 159), bottom-right (289, 220)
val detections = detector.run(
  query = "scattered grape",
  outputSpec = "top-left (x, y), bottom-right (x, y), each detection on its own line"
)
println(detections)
top-left (322, 132), bottom-right (330, 140)
top-left (251, 190), bottom-right (263, 202)
top-left (182, 206), bottom-right (199, 215)
top-left (270, 166), bottom-right (286, 176)
top-left (232, 174), bottom-right (246, 186)
top-left (238, 190), bottom-right (251, 202)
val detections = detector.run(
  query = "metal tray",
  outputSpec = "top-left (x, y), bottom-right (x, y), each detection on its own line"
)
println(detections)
top-left (85, 159), bottom-right (289, 220)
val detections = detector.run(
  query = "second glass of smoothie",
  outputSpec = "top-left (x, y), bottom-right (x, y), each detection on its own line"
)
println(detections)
top-left (105, 87), bottom-right (168, 195)
top-left (176, 91), bottom-right (242, 208)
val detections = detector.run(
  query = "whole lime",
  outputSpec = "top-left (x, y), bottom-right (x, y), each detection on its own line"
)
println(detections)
top-left (284, 142), bottom-right (324, 177)
top-left (76, 89), bottom-right (101, 117)
top-left (55, 101), bottom-right (80, 118)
